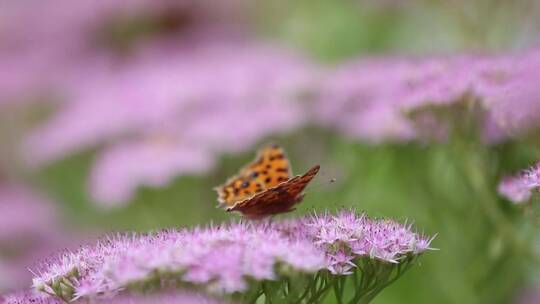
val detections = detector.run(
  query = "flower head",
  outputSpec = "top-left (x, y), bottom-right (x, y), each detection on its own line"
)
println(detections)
top-left (32, 210), bottom-right (433, 302)
top-left (98, 291), bottom-right (226, 304)
top-left (298, 211), bottom-right (434, 268)
top-left (2, 290), bottom-right (225, 304)
top-left (498, 163), bottom-right (540, 204)
top-left (316, 49), bottom-right (540, 143)
top-left (1, 291), bottom-right (63, 304)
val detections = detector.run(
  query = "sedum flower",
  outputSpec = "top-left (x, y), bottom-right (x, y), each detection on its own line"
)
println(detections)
top-left (498, 163), bottom-right (540, 204)
top-left (97, 291), bottom-right (228, 304)
top-left (1, 291), bottom-right (63, 304)
top-left (2, 290), bottom-right (225, 304)
top-left (293, 211), bottom-right (434, 270)
top-left (32, 210), bottom-right (434, 303)
top-left (316, 49), bottom-right (540, 143)
top-left (498, 176), bottom-right (532, 204)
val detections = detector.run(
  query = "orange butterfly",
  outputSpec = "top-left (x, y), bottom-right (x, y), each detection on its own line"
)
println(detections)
top-left (215, 144), bottom-right (320, 219)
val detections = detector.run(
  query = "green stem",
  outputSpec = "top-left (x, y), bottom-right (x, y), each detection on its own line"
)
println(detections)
top-left (359, 260), bottom-right (415, 303)
top-left (333, 277), bottom-right (344, 304)
top-left (306, 274), bottom-right (332, 304)
top-left (294, 274), bottom-right (317, 304)
top-left (456, 141), bottom-right (538, 263)
top-left (244, 284), bottom-right (264, 304)
top-left (262, 282), bottom-right (273, 304)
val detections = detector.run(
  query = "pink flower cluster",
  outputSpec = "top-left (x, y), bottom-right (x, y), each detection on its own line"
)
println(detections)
top-left (33, 224), bottom-right (323, 300)
top-left (102, 291), bottom-right (226, 304)
top-left (498, 163), bottom-right (540, 204)
top-left (32, 211), bottom-right (433, 302)
top-left (2, 290), bottom-right (224, 304)
top-left (0, 0), bottom-right (240, 104)
top-left (21, 47), bottom-right (540, 209)
top-left (1, 291), bottom-right (62, 304)
top-left (9, 0), bottom-right (540, 209)
top-left (22, 41), bottom-right (312, 207)
top-left (5, 0), bottom-right (312, 208)
top-left (316, 50), bottom-right (540, 143)
top-left (288, 211), bottom-right (434, 274)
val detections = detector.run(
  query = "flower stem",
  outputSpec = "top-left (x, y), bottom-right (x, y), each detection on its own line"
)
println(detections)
top-left (455, 140), bottom-right (538, 263)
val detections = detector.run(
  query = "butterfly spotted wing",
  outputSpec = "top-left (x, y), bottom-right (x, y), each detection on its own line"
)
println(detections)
top-left (215, 144), bottom-right (292, 206)
top-left (214, 144), bottom-right (319, 219)
top-left (226, 165), bottom-right (320, 219)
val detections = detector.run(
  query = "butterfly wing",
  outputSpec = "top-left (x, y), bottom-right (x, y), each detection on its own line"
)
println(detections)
top-left (239, 144), bottom-right (292, 188)
top-left (227, 165), bottom-right (320, 219)
top-left (215, 144), bottom-right (292, 207)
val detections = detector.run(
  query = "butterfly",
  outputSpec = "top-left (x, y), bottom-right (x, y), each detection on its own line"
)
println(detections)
top-left (214, 144), bottom-right (320, 219)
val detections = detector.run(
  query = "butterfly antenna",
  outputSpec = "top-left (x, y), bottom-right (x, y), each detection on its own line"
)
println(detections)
top-left (307, 177), bottom-right (337, 191)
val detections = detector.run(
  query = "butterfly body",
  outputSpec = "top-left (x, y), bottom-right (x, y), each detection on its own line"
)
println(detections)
top-left (214, 145), bottom-right (319, 219)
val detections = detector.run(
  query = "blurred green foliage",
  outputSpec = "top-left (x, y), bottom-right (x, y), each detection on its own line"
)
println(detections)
top-left (252, 0), bottom-right (540, 60)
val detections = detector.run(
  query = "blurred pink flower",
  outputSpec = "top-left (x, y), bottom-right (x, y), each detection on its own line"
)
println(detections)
top-left (0, 185), bottom-right (57, 241)
top-left (517, 287), bottom-right (540, 304)
top-left (24, 41), bottom-right (314, 207)
top-left (0, 184), bottom-right (64, 292)
top-left (89, 138), bottom-right (214, 205)
top-left (498, 163), bottom-right (540, 204)
top-left (316, 49), bottom-right (540, 143)
top-left (0, 0), bottom-right (243, 104)
top-left (314, 62), bottom-right (405, 141)
top-left (5, 0), bottom-right (314, 209)
top-left (315, 56), bottom-right (469, 142)
top-left (498, 176), bottom-right (532, 204)
top-left (25, 41), bottom-right (311, 163)
top-left (479, 50), bottom-right (540, 139)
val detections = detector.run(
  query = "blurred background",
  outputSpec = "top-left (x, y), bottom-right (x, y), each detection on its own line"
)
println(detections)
top-left (2, 0), bottom-right (540, 303)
